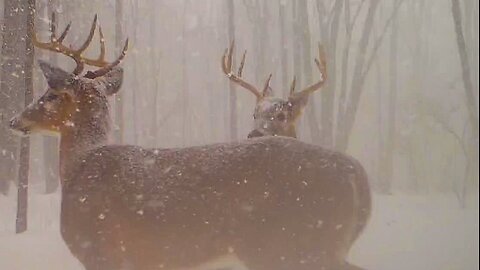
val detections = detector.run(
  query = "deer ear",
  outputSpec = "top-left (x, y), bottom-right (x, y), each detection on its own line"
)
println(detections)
top-left (94, 67), bottom-right (124, 96)
top-left (287, 93), bottom-right (309, 119)
top-left (38, 60), bottom-right (75, 88)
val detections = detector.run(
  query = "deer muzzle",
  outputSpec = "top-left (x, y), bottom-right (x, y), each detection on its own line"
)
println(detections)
top-left (9, 115), bottom-right (33, 136)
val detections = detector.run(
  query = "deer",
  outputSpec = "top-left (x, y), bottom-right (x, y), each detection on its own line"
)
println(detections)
top-left (221, 41), bottom-right (327, 139)
top-left (9, 14), bottom-right (371, 270)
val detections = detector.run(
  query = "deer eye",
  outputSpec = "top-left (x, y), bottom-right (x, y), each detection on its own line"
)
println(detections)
top-left (44, 94), bottom-right (59, 102)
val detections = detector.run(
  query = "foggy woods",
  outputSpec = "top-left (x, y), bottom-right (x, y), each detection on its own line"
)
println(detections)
top-left (0, 0), bottom-right (478, 270)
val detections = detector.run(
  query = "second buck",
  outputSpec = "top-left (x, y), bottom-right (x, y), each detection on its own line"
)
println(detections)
top-left (221, 41), bottom-right (327, 139)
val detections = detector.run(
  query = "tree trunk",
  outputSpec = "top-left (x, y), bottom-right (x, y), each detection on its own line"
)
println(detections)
top-left (382, 7), bottom-right (399, 194)
top-left (150, 1), bottom-right (161, 146)
top-left (0, 0), bottom-right (25, 195)
top-left (374, 27), bottom-right (385, 192)
top-left (243, 0), bottom-right (269, 88)
top-left (278, 1), bottom-right (289, 97)
top-left (451, 0), bottom-right (479, 201)
top-left (181, 0), bottom-right (190, 146)
top-left (317, 0), bottom-right (343, 148)
top-left (114, 0), bottom-right (124, 143)
top-left (451, 0), bottom-right (479, 143)
top-left (226, 0), bottom-right (237, 141)
top-left (336, 0), bottom-right (380, 151)
top-left (16, 0), bottom-right (35, 233)
top-left (131, 0), bottom-right (139, 145)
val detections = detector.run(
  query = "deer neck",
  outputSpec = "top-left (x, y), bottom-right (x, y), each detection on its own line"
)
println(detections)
top-left (59, 112), bottom-right (111, 184)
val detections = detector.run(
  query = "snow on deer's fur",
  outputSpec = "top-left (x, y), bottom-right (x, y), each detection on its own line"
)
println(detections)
top-left (10, 14), bottom-right (371, 270)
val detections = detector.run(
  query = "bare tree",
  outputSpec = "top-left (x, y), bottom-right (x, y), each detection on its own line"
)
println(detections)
top-left (382, 2), bottom-right (399, 193)
top-left (181, 0), bottom-right (190, 145)
top-left (243, 0), bottom-right (271, 87)
top-left (17, 0), bottom-right (35, 233)
top-left (451, 0), bottom-right (478, 142)
top-left (131, 0), bottom-right (139, 145)
top-left (316, 0), bottom-right (344, 148)
top-left (0, 0), bottom-right (24, 195)
top-left (336, 0), bottom-right (380, 151)
top-left (278, 1), bottom-right (289, 97)
top-left (114, 0), bottom-right (124, 142)
top-left (226, 0), bottom-right (238, 141)
top-left (450, 0), bottom-right (479, 204)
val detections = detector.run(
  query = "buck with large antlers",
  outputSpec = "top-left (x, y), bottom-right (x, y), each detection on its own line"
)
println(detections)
top-left (222, 41), bottom-right (328, 139)
top-left (9, 15), bottom-right (370, 270)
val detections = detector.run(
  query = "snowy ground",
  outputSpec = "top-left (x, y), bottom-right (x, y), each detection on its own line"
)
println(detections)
top-left (0, 190), bottom-right (478, 270)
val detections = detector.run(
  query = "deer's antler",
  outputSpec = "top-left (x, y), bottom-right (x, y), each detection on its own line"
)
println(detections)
top-left (222, 41), bottom-right (272, 100)
top-left (290, 44), bottom-right (327, 97)
top-left (33, 13), bottom-right (128, 78)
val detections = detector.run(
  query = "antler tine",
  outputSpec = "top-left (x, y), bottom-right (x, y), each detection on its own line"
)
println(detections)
top-left (316, 43), bottom-right (327, 81)
top-left (237, 50), bottom-right (247, 76)
top-left (262, 74), bottom-right (273, 97)
top-left (289, 75), bottom-right (297, 95)
top-left (34, 13), bottom-right (126, 77)
top-left (98, 26), bottom-right (106, 62)
top-left (50, 12), bottom-right (56, 41)
top-left (221, 41), bottom-right (262, 99)
top-left (226, 40), bottom-right (234, 73)
top-left (294, 43), bottom-right (327, 96)
top-left (84, 38), bottom-right (129, 79)
top-left (221, 48), bottom-right (229, 74)
top-left (57, 22), bottom-right (71, 43)
top-left (75, 14), bottom-right (98, 54)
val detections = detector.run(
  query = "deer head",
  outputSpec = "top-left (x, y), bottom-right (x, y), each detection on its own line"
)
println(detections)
top-left (221, 41), bottom-right (327, 138)
top-left (9, 14), bottom-right (128, 138)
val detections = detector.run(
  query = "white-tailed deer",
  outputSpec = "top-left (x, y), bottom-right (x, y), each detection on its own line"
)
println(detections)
top-left (221, 41), bottom-right (327, 139)
top-left (9, 15), bottom-right (370, 270)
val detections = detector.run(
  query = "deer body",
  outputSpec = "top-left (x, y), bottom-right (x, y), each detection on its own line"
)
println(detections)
top-left (59, 135), bottom-right (369, 270)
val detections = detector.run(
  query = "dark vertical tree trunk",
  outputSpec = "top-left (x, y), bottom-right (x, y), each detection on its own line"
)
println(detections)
top-left (114, 0), bottom-right (124, 143)
top-left (0, 0), bottom-right (24, 195)
top-left (226, 0), bottom-right (237, 141)
top-left (16, 0), bottom-right (35, 233)
top-left (43, 0), bottom-right (59, 194)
